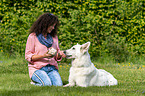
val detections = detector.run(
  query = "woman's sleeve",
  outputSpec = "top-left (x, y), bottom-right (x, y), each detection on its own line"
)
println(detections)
top-left (54, 36), bottom-right (62, 61)
top-left (25, 34), bottom-right (35, 64)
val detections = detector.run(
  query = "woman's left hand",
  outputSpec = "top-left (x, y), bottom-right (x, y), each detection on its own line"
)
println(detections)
top-left (57, 51), bottom-right (66, 58)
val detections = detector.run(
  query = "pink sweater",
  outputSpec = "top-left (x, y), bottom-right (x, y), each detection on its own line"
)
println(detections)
top-left (25, 33), bottom-right (62, 78)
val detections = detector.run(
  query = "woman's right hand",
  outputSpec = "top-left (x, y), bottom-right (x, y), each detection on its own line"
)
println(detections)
top-left (31, 52), bottom-right (55, 61)
top-left (43, 52), bottom-right (55, 58)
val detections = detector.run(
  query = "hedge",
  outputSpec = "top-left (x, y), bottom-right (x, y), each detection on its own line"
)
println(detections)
top-left (0, 0), bottom-right (145, 62)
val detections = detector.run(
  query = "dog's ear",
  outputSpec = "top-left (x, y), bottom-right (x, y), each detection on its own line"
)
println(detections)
top-left (81, 42), bottom-right (90, 53)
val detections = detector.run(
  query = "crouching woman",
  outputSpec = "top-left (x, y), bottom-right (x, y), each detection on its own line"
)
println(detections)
top-left (25, 13), bottom-right (66, 86)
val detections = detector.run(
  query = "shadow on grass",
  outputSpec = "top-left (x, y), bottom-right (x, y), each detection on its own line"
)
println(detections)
top-left (1, 84), bottom-right (145, 96)
top-left (0, 86), bottom-right (113, 96)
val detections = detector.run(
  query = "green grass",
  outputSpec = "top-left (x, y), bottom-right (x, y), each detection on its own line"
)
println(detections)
top-left (0, 54), bottom-right (145, 96)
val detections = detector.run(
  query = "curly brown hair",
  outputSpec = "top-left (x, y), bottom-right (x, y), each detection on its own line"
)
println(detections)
top-left (29, 13), bottom-right (59, 37)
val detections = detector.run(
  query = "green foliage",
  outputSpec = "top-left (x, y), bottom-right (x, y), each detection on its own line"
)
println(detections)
top-left (0, 0), bottom-right (44, 55)
top-left (0, 0), bottom-right (145, 62)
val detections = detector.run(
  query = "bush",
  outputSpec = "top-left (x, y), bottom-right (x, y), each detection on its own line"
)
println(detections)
top-left (0, 0), bottom-right (144, 62)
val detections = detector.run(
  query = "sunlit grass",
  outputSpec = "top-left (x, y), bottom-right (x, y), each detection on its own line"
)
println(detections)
top-left (0, 53), bottom-right (145, 96)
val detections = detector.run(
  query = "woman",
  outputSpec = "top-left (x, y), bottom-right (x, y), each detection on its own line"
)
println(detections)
top-left (25, 13), bottom-right (66, 86)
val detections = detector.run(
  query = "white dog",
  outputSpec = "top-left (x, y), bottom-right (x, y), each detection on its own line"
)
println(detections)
top-left (64, 42), bottom-right (117, 87)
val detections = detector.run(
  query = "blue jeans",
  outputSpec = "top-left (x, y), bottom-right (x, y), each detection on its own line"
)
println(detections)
top-left (31, 65), bottom-right (63, 86)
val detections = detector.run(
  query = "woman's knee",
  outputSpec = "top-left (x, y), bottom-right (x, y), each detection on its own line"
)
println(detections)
top-left (48, 70), bottom-right (63, 86)
top-left (31, 70), bottom-right (52, 86)
top-left (54, 81), bottom-right (63, 86)
top-left (43, 81), bottom-right (52, 86)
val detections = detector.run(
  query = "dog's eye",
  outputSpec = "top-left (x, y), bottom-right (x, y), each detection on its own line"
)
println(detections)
top-left (72, 47), bottom-right (75, 50)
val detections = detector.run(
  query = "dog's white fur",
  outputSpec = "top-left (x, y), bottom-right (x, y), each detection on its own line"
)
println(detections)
top-left (64, 42), bottom-right (117, 87)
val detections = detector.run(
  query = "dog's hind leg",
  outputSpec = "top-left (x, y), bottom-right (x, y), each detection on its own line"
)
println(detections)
top-left (75, 77), bottom-right (90, 87)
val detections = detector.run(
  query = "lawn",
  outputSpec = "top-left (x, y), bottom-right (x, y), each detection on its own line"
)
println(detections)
top-left (0, 55), bottom-right (145, 96)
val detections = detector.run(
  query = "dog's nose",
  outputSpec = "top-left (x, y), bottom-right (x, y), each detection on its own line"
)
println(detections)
top-left (63, 50), bottom-right (66, 55)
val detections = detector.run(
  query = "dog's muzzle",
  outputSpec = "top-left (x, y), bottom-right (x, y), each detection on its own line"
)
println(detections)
top-left (63, 50), bottom-right (72, 59)
top-left (63, 50), bottom-right (66, 55)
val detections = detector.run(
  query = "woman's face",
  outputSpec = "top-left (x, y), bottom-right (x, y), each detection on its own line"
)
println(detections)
top-left (47, 23), bottom-right (56, 33)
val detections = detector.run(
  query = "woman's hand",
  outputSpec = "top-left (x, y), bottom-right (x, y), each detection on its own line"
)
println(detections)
top-left (57, 51), bottom-right (66, 59)
top-left (43, 52), bottom-right (55, 58)
top-left (31, 52), bottom-right (55, 61)
top-left (31, 51), bottom-right (65, 61)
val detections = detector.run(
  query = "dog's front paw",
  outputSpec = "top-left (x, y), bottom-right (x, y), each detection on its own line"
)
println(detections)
top-left (63, 83), bottom-right (75, 87)
top-left (63, 84), bottom-right (70, 87)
